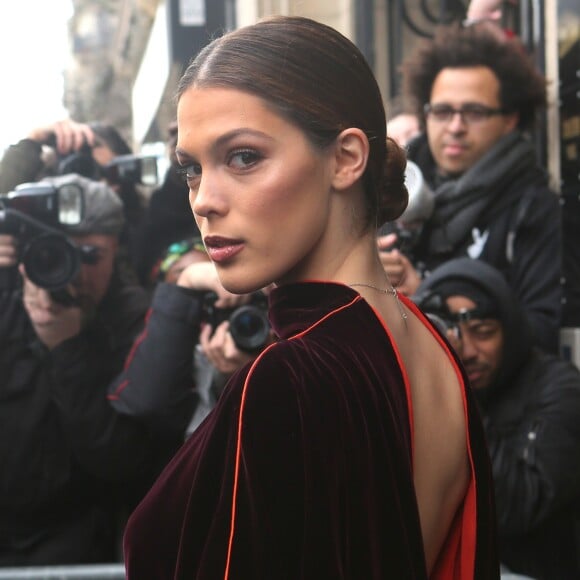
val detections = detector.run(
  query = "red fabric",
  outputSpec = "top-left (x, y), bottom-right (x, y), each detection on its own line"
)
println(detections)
top-left (123, 282), bottom-right (498, 579)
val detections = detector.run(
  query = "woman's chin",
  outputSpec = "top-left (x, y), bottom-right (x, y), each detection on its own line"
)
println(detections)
top-left (217, 275), bottom-right (266, 296)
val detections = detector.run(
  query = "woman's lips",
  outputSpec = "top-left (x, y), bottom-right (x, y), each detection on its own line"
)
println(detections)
top-left (204, 236), bottom-right (245, 263)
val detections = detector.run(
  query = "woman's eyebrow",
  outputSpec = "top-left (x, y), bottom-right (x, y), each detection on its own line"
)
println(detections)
top-left (213, 128), bottom-right (272, 147)
top-left (175, 128), bottom-right (273, 161)
top-left (174, 148), bottom-right (194, 162)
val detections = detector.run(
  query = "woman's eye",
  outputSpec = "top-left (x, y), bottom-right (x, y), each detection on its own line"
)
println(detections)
top-left (177, 164), bottom-right (202, 184)
top-left (228, 149), bottom-right (261, 170)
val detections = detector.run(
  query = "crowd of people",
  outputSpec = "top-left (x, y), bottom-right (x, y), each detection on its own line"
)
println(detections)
top-left (382, 18), bottom-right (580, 579)
top-left (0, 8), bottom-right (578, 580)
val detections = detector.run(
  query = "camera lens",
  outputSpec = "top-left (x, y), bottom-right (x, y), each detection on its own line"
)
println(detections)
top-left (22, 233), bottom-right (80, 290)
top-left (229, 305), bottom-right (270, 352)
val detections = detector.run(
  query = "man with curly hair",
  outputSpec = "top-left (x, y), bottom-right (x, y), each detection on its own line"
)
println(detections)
top-left (380, 22), bottom-right (562, 354)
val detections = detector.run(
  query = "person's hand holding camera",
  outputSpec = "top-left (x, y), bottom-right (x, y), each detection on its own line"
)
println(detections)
top-left (377, 232), bottom-right (421, 296)
top-left (28, 119), bottom-right (95, 156)
top-left (0, 235), bottom-right (17, 268)
top-left (176, 260), bottom-right (264, 375)
top-left (176, 261), bottom-right (249, 309)
top-left (19, 265), bottom-right (84, 350)
top-left (199, 321), bottom-right (255, 375)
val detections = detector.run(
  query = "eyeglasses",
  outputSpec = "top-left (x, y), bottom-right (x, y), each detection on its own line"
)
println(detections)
top-left (424, 103), bottom-right (508, 124)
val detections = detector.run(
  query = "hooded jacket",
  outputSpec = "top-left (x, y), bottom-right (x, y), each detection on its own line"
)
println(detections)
top-left (417, 258), bottom-right (580, 580)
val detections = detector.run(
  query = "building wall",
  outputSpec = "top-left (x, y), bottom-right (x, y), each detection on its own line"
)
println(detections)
top-left (237, 0), bottom-right (355, 44)
top-left (289, 0), bottom-right (354, 38)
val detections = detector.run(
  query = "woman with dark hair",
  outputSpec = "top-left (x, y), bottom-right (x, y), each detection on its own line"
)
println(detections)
top-left (123, 16), bottom-right (498, 579)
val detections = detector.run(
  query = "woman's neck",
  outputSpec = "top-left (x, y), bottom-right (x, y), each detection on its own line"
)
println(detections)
top-left (334, 232), bottom-right (388, 287)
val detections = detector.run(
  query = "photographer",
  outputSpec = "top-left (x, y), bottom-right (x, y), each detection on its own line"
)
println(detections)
top-left (0, 118), bottom-right (149, 279)
top-left (0, 173), bottom-right (159, 566)
top-left (108, 238), bottom-right (273, 440)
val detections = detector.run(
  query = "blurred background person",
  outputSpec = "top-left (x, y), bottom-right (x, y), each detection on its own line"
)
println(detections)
top-left (378, 22), bottom-right (562, 354)
top-left (0, 118), bottom-right (149, 282)
top-left (108, 237), bottom-right (272, 442)
top-left (0, 173), bottom-right (159, 566)
top-left (386, 96), bottom-right (421, 148)
top-left (133, 121), bottom-right (200, 291)
top-left (415, 257), bottom-right (580, 579)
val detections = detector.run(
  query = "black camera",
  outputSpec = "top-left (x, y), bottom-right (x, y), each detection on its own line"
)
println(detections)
top-left (0, 181), bottom-right (95, 293)
top-left (57, 141), bottom-right (102, 181)
top-left (59, 147), bottom-right (159, 187)
top-left (412, 290), bottom-right (457, 337)
top-left (49, 134), bottom-right (159, 187)
top-left (202, 292), bottom-right (271, 353)
top-left (102, 154), bottom-right (159, 187)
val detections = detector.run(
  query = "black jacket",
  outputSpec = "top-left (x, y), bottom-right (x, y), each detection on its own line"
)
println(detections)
top-left (0, 269), bottom-right (157, 564)
top-left (418, 258), bottom-right (580, 580)
top-left (406, 133), bottom-right (563, 353)
top-left (484, 351), bottom-right (580, 579)
top-left (108, 282), bottom-right (199, 437)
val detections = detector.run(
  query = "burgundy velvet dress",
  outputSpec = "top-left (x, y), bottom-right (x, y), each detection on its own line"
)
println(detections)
top-left (123, 282), bottom-right (498, 579)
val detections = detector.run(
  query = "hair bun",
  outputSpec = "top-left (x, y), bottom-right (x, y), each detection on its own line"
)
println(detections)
top-left (379, 138), bottom-right (409, 224)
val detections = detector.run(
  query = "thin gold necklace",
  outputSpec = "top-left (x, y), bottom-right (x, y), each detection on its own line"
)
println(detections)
top-left (349, 282), bottom-right (408, 324)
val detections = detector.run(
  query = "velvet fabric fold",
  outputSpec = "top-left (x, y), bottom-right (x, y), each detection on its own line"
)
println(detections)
top-left (123, 281), bottom-right (498, 579)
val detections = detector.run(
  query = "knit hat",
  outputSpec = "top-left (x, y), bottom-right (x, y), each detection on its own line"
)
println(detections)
top-left (424, 278), bottom-right (500, 320)
top-left (42, 173), bottom-right (125, 236)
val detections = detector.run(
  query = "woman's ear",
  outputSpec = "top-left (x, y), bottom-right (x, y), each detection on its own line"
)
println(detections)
top-left (331, 128), bottom-right (369, 191)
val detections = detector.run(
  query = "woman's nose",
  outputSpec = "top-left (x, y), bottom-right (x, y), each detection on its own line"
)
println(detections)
top-left (191, 174), bottom-right (227, 218)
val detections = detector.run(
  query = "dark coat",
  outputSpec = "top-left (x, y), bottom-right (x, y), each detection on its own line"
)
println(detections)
top-left (0, 270), bottom-right (155, 565)
top-left (107, 282), bottom-right (199, 438)
top-left (485, 351), bottom-right (580, 580)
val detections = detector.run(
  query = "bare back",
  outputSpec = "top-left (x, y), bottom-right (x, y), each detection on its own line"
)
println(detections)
top-left (374, 294), bottom-right (470, 575)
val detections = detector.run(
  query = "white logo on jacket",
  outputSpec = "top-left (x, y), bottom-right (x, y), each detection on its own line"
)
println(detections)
top-left (467, 228), bottom-right (490, 259)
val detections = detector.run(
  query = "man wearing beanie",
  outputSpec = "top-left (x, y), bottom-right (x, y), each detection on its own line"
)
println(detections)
top-left (0, 173), bottom-right (164, 566)
top-left (415, 257), bottom-right (580, 579)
